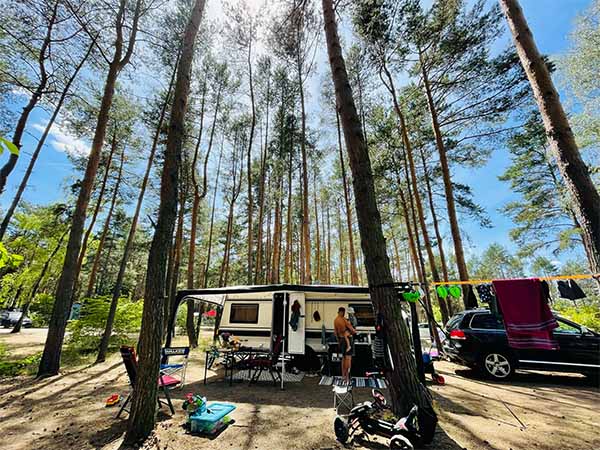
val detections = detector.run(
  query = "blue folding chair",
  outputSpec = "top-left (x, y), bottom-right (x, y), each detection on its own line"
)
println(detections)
top-left (160, 346), bottom-right (190, 388)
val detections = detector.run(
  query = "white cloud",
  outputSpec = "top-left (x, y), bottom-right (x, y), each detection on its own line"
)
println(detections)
top-left (32, 120), bottom-right (90, 157)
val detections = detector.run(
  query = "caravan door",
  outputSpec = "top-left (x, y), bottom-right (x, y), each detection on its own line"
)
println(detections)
top-left (287, 292), bottom-right (305, 354)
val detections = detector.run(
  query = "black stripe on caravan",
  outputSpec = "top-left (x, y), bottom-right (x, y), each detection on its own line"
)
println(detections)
top-left (219, 328), bottom-right (271, 337)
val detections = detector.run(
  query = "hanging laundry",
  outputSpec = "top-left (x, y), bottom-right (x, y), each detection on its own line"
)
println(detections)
top-left (493, 278), bottom-right (558, 351)
top-left (476, 284), bottom-right (500, 317)
top-left (556, 279), bottom-right (586, 300)
top-left (289, 300), bottom-right (301, 331)
top-left (448, 285), bottom-right (461, 299)
top-left (436, 286), bottom-right (449, 299)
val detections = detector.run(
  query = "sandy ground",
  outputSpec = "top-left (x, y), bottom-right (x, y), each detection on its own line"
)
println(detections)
top-left (0, 328), bottom-right (598, 450)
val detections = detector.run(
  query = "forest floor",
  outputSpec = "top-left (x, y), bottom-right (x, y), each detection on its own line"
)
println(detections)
top-left (0, 328), bottom-right (598, 450)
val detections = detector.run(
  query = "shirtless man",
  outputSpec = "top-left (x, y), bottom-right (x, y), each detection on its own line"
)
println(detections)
top-left (334, 307), bottom-right (356, 383)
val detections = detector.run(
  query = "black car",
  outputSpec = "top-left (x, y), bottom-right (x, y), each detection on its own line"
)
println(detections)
top-left (444, 308), bottom-right (600, 380)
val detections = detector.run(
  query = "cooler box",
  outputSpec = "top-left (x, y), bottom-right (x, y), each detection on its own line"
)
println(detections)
top-left (190, 402), bottom-right (236, 434)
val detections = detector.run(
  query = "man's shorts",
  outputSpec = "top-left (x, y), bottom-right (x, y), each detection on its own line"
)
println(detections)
top-left (338, 337), bottom-right (355, 356)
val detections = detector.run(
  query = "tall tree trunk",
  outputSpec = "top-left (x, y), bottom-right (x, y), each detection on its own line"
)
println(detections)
top-left (166, 187), bottom-right (186, 339)
top-left (72, 131), bottom-right (118, 301)
top-left (255, 73), bottom-right (270, 284)
top-left (313, 172), bottom-right (321, 282)
top-left (336, 200), bottom-right (345, 284)
top-left (95, 60), bottom-right (178, 364)
top-left (326, 200), bottom-right (332, 284)
top-left (12, 230), bottom-right (67, 333)
top-left (124, 0), bottom-right (205, 443)
top-left (419, 147), bottom-right (449, 283)
top-left (284, 139), bottom-right (294, 282)
top-left (499, 0), bottom-right (600, 276)
top-left (270, 177), bottom-right (283, 284)
top-left (297, 49), bottom-right (311, 284)
top-left (246, 40), bottom-right (256, 285)
top-left (204, 145), bottom-right (223, 288)
top-left (0, 1), bottom-right (58, 195)
top-left (0, 42), bottom-right (93, 240)
top-left (337, 111), bottom-right (358, 284)
top-left (322, 0), bottom-right (437, 439)
top-left (419, 54), bottom-right (474, 309)
top-left (85, 146), bottom-right (125, 298)
top-left (38, 0), bottom-right (143, 378)
top-left (381, 64), bottom-right (448, 322)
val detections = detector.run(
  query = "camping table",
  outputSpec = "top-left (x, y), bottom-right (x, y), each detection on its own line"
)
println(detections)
top-left (204, 347), bottom-right (266, 386)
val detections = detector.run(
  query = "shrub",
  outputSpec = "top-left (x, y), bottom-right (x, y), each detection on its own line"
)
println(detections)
top-left (555, 302), bottom-right (600, 331)
top-left (67, 296), bottom-right (142, 353)
top-left (29, 293), bottom-right (55, 326)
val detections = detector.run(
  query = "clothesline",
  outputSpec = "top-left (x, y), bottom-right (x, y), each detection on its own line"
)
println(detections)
top-left (430, 273), bottom-right (600, 286)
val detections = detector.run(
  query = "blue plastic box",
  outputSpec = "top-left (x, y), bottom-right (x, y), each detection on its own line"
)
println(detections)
top-left (190, 402), bottom-right (236, 434)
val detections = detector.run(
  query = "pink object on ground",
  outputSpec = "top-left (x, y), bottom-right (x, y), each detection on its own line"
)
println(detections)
top-left (492, 278), bottom-right (559, 350)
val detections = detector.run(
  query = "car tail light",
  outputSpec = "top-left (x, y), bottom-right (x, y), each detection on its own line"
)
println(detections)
top-left (450, 329), bottom-right (466, 340)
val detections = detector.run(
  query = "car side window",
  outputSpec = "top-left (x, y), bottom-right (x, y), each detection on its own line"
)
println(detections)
top-left (554, 319), bottom-right (581, 335)
top-left (470, 313), bottom-right (504, 330)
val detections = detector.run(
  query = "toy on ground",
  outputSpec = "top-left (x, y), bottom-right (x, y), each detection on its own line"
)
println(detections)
top-left (334, 386), bottom-right (421, 449)
top-left (422, 352), bottom-right (445, 385)
top-left (105, 394), bottom-right (121, 407)
top-left (182, 393), bottom-right (236, 437)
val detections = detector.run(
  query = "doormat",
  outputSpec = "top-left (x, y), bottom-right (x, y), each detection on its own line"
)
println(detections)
top-left (319, 376), bottom-right (387, 389)
top-left (232, 370), bottom-right (305, 383)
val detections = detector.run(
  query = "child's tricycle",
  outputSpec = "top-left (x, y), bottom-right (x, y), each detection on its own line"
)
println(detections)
top-left (334, 387), bottom-right (421, 449)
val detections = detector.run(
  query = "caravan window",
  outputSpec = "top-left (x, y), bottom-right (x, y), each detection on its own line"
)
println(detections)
top-left (230, 304), bottom-right (259, 324)
top-left (348, 303), bottom-right (375, 327)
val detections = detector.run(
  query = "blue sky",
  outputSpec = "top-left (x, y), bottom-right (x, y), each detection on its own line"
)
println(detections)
top-left (0, 0), bottom-right (593, 269)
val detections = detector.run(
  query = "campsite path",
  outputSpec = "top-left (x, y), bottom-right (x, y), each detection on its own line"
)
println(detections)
top-left (0, 330), bottom-right (598, 450)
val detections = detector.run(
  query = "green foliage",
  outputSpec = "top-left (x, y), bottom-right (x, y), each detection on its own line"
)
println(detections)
top-left (469, 243), bottom-right (524, 280)
top-left (555, 303), bottom-right (600, 332)
top-left (0, 135), bottom-right (18, 155)
top-left (28, 293), bottom-right (55, 326)
top-left (67, 296), bottom-right (142, 352)
top-left (499, 113), bottom-right (581, 257)
top-left (0, 351), bottom-right (42, 377)
top-left (0, 242), bottom-right (23, 270)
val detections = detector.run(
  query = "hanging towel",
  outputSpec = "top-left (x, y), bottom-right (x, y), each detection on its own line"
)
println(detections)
top-left (492, 278), bottom-right (559, 351)
top-left (557, 279), bottom-right (586, 300)
top-left (289, 300), bottom-right (301, 331)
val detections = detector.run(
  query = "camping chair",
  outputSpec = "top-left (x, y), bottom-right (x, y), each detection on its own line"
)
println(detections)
top-left (247, 335), bottom-right (283, 385)
top-left (160, 346), bottom-right (190, 388)
top-left (117, 346), bottom-right (181, 419)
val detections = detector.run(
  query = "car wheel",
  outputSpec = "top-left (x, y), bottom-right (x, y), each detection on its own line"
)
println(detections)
top-left (480, 351), bottom-right (514, 380)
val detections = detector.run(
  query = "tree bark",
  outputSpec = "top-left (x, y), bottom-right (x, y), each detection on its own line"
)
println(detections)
top-left (336, 199), bottom-right (345, 284)
top-left (246, 40), bottom-right (256, 285)
top-left (419, 53), bottom-right (475, 309)
top-left (85, 145), bottom-right (125, 298)
top-left (284, 134), bottom-right (294, 282)
top-left (95, 60), bottom-right (178, 364)
top-left (297, 44), bottom-right (312, 284)
top-left (337, 111), bottom-right (358, 285)
top-left (322, 0), bottom-right (437, 439)
top-left (204, 145), bottom-right (223, 288)
top-left (499, 0), bottom-right (600, 276)
top-left (38, 0), bottom-right (143, 378)
top-left (313, 171), bottom-right (321, 282)
top-left (123, 0), bottom-right (205, 444)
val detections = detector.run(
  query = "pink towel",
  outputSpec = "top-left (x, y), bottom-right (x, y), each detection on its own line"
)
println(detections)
top-left (492, 278), bottom-right (559, 350)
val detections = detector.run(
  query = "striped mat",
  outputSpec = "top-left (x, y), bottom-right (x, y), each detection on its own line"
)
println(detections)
top-left (319, 376), bottom-right (387, 389)
top-left (232, 370), bottom-right (305, 383)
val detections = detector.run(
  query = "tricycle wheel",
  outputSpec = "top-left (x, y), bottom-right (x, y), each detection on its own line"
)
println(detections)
top-left (389, 434), bottom-right (414, 450)
top-left (334, 416), bottom-right (349, 444)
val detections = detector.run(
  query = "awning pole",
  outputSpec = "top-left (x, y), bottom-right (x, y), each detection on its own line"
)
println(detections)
top-left (281, 295), bottom-right (287, 390)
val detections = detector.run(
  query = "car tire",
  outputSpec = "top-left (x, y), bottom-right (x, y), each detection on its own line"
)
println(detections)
top-left (479, 350), bottom-right (515, 380)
